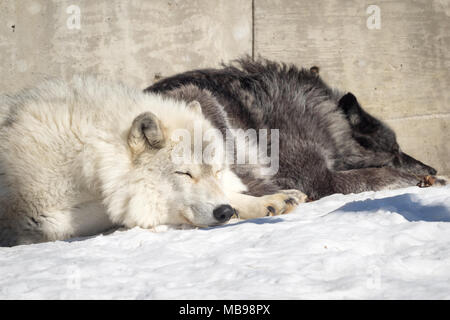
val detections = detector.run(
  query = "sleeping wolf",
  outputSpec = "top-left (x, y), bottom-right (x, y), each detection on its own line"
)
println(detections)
top-left (145, 57), bottom-right (443, 200)
top-left (0, 76), bottom-right (306, 246)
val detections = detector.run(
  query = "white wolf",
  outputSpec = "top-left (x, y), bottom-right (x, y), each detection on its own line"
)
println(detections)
top-left (0, 76), bottom-right (306, 246)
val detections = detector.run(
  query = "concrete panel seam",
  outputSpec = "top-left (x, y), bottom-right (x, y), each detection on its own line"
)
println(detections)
top-left (252, 0), bottom-right (255, 59)
top-left (385, 113), bottom-right (450, 122)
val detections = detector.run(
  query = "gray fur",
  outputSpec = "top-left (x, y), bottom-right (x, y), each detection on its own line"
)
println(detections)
top-left (145, 57), bottom-right (439, 200)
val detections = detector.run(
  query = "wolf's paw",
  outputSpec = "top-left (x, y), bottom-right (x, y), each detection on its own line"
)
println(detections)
top-left (262, 189), bottom-right (308, 216)
top-left (417, 175), bottom-right (436, 188)
top-left (279, 189), bottom-right (309, 202)
top-left (416, 175), bottom-right (448, 188)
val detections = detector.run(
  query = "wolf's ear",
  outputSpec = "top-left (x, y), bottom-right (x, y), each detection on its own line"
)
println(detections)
top-left (339, 92), bottom-right (380, 133)
top-left (128, 112), bottom-right (165, 155)
top-left (338, 92), bottom-right (362, 126)
top-left (187, 100), bottom-right (202, 114)
top-left (310, 66), bottom-right (320, 75)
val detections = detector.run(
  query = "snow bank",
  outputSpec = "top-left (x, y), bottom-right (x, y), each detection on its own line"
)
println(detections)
top-left (1, 185), bottom-right (449, 299)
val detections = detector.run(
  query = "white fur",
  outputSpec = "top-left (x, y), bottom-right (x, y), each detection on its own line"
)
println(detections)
top-left (0, 76), bottom-right (244, 245)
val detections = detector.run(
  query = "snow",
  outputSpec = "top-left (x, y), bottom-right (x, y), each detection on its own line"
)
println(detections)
top-left (1, 185), bottom-right (450, 299)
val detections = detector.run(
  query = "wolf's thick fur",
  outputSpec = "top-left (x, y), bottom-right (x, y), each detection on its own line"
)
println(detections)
top-left (0, 76), bottom-right (306, 246)
top-left (146, 57), bottom-right (442, 199)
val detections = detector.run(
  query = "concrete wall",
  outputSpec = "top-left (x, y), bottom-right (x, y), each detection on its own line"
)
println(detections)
top-left (255, 0), bottom-right (450, 176)
top-left (0, 0), bottom-right (252, 89)
top-left (1, 0), bottom-right (449, 174)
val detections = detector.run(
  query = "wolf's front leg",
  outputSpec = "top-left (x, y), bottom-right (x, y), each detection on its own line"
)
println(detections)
top-left (227, 189), bottom-right (308, 220)
top-left (331, 167), bottom-right (446, 197)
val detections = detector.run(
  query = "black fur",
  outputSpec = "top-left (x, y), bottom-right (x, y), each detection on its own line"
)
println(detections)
top-left (145, 57), bottom-right (438, 200)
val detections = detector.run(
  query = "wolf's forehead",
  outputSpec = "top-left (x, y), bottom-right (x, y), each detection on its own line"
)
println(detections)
top-left (167, 121), bottom-right (221, 141)
top-left (201, 163), bottom-right (223, 174)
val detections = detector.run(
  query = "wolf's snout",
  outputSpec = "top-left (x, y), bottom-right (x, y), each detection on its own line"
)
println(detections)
top-left (213, 205), bottom-right (234, 223)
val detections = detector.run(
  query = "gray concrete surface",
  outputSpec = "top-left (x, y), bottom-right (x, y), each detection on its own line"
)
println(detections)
top-left (0, 0), bottom-right (252, 90)
top-left (1, 0), bottom-right (449, 174)
top-left (255, 0), bottom-right (450, 175)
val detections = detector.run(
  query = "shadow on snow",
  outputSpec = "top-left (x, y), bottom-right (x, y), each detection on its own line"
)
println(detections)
top-left (330, 193), bottom-right (450, 222)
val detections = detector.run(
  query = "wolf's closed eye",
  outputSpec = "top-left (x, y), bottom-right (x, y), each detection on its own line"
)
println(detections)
top-left (175, 171), bottom-right (193, 179)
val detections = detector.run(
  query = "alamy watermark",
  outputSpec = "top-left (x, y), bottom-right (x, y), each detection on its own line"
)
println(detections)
top-left (170, 121), bottom-right (280, 176)
top-left (366, 5), bottom-right (381, 30)
top-left (66, 264), bottom-right (82, 290)
top-left (66, 5), bottom-right (81, 30)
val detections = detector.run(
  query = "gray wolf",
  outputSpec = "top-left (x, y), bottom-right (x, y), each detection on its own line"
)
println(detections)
top-left (0, 76), bottom-right (306, 246)
top-left (145, 57), bottom-right (444, 200)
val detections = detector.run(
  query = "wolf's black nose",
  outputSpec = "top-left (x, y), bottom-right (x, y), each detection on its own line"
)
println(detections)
top-left (428, 167), bottom-right (437, 176)
top-left (213, 205), bottom-right (234, 223)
